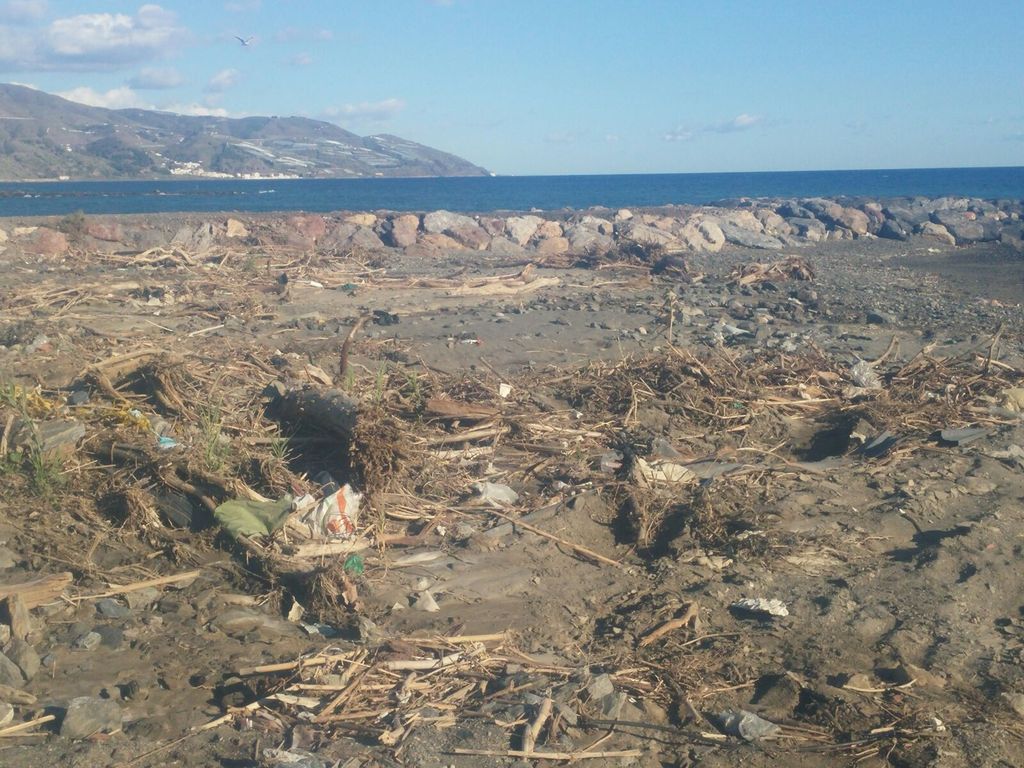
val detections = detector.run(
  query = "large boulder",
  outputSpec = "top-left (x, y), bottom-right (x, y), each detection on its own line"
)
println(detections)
top-left (423, 210), bottom-right (475, 234)
top-left (423, 210), bottom-right (490, 250)
top-left (754, 209), bottom-right (793, 236)
top-left (225, 218), bottom-right (249, 239)
top-left (918, 221), bottom-right (956, 245)
top-left (931, 210), bottom-right (994, 244)
top-left (788, 217), bottom-right (827, 242)
top-left (535, 236), bottom-right (570, 255)
top-left (506, 215), bottom-right (544, 245)
top-left (564, 224), bottom-right (613, 254)
top-left (85, 221), bottom-right (125, 243)
top-left (487, 236), bottom-right (528, 257)
top-left (381, 214), bottom-right (420, 248)
top-left (677, 218), bottom-right (725, 252)
top-left (617, 221), bottom-right (678, 249)
top-left (24, 227), bottom-right (69, 257)
top-left (317, 223), bottom-right (358, 251)
top-left (535, 220), bottom-right (564, 240)
top-left (416, 232), bottom-right (464, 253)
top-left (718, 221), bottom-right (783, 250)
top-left (346, 227), bottom-right (385, 251)
top-left (479, 217), bottom-right (506, 237)
top-left (877, 218), bottom-right (910, 241)
top-left (345, 213), bottom-right (377, 228)
top-left (284, 214), bottom-right (327, 247)
top-left (171, 222), bottom-right (217, 253)
top-left (576, 215), bottom-right (614, 235)
top-left (831, 206), bottom-right (870, 235)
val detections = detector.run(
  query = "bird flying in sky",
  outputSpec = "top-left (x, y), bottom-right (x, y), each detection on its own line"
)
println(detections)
top-left (235, 36), bottom-right (253, 46)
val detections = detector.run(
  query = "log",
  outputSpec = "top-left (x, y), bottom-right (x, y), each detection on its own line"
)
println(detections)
top-left (274, 387), bottom-right (358, 442)
top-left (0, 573), bottom-right (72, 608)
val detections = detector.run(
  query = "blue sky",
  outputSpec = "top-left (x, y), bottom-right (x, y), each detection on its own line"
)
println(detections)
top-left (1, 0), bottom-right (1021, 175)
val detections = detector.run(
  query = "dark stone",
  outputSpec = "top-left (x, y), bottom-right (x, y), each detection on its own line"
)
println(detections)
top-left (878, 219), bottom-right (909, 241)
top-left (60, 696), bottom-right (122, 739)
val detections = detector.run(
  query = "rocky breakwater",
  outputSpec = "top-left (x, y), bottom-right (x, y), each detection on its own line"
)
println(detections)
top-left (0, 195), bottom-right (1021, 260)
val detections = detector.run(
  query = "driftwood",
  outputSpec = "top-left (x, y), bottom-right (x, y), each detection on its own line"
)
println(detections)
top-left (0, 573), bottom-right (72, 608)
top-left (274, 387), bottom-right (358, 442)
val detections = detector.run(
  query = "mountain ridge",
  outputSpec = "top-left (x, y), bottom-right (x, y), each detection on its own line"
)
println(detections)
top-left (0, 84), bottom-right (488, 181)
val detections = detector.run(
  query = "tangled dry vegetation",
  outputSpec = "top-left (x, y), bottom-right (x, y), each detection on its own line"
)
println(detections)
top-left (1, 307), bottom-right (1021, 757)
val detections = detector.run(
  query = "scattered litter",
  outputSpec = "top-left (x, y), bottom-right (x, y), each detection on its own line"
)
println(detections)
top-left (714, 709), bottom-right (782, 741)
top-left (731, 598), bottom-right (789, 619)
top-left (498, 382), bottom-right (513, 399)
top-left (939, 426), bottom-right (988, 446)
top-left (861, 431), bottom-right (898, 458)
top-left (730, 256), bottom-right (814, 286)
top-left (472, 481), bottom-right (519, 507)
top-left (371, 309), bottom-right (399, 326)
top-left (413, 590), bottom-right (440, 612)
top-left (850, 360), bottom-right (883, 389)
top-left (214, 497), bottom-right (294, 540)
top-left (296, 484), bottom-right (361, 540)
top-left (155, 435), bottom-right (178, 450)
top-left (634, 457), bottom-right (695, 485)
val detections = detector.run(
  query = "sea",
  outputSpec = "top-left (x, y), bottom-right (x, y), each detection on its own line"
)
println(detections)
top-left (0, 166), bottom-right (1021, 217)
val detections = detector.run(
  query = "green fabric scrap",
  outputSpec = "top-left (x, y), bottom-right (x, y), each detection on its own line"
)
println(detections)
top-left (214, 496), bottom-right (293, 540)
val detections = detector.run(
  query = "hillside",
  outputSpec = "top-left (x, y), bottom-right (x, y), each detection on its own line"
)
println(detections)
top-left (0, 84), bottom-right (488, 180)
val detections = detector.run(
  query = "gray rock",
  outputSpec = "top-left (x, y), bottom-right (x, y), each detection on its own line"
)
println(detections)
top-left (715, 709), bottom-right (781, 741)
top-left (787, 217), bottom-right (827, 241)
top-left (487, 236), bottom-right (527, 257)
top-left (617, 221), bottom-right (678, 248)
top-left (0, 652), bottom-right (25, 688)
top-left (6, 640), bottom-right (39, 681)
top-left (345, 226), bottom-right (386, 251)
top-left (878, 218), bottom-right (909, 240)
top-left (96, 598), bottom-right (130, 619)
top-left (587, 673), bottom-right (614, 700)
top-left (505, 215), bottom-right (544, 245)
top-left (718, 222), bottom-right (783, 250)
top-left (73, 631), bottom-right (102, 651)
top-left (564, 224), bottom-right (613, 253)
top-left (422, 210), bottom-right (477, 235)
top-left (381, 214), bottom-right (420, 248)
top-left (61, 696), bottom-right (122, 739)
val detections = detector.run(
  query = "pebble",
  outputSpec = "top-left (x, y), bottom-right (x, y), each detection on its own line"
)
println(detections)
top-left (0, 546), bottom-right (16, 570)
top-left (60, 696), bottom-right (122, 739)
top-left (6, 640), bottom-right (39, 681)
top-left (73, 631), bottom-right (102, 651)
top-left (96, 598), bottom-right (131, 619)
top-left (0, 652), bottom-right (25, 688)
top-left (0, 701), bottom-right (12, 727)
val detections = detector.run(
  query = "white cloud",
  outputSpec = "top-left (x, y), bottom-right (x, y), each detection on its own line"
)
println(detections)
top-left (162, 102), bottom-right (229, 117)
top-left (710, 113), bottom-right (762, 133)
top-left (128, 65), bottom-right (182, 89)
top-left (43, 4), bottom-right (185, 68)
top-left (56, 85), bottom-right (152, 109)
top-left (663, 127), bottom-right (694, 142)
top-left (287, 52), bottom-right (312, 66)
top-left (664, 113), bottom-right (764, 142)
top-left (205, 67), bottom-right (239, 93)
top-left (325, 98), bottom-right (405, 121)
top-left (0, 0), bottom-right (47, 23)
